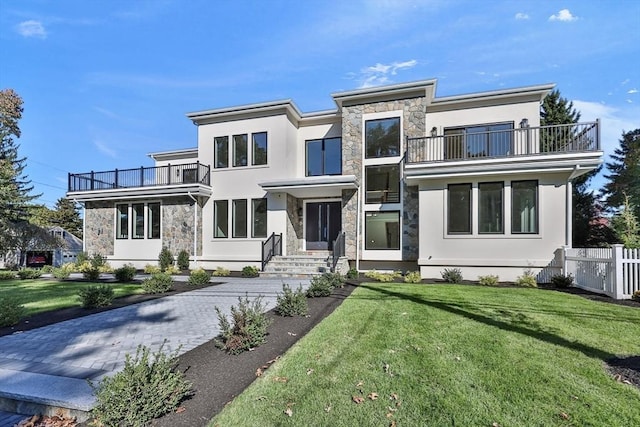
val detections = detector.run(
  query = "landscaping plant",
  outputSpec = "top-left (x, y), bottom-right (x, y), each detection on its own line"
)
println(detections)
top-left (78, 285), bottom-right (115, 308)
top-left (404, 271), bottom-right (422, 283)
top-left (177, 250), bottom-right (190, 271)
top-left (114, 264), bottom-right (137, 282)
top-left (306, 273), bottom-right (339, 297)
top-left (142, 273), bottom-right (173, 294)
top-left (515, 269), bottom-right (538, 288)
top-left (158, 247), bottom-right (175, 271)
top-left (215, 294), bottom-right (271, 354)
top-left (478, 274), bottom-right (499, 286)
top-left (52, 267), bottom-right (71, 279)
top-left (551, 273), bottom-right (574, 288)
top-left (17, 268), bottom-right (42, 279)
top-left (365, 270), bottom-right (402, 282)
top-left (441, 267), bottom-right (463, 283)
top-left (188, 268), bottom-right (211, 286)
top-left (0, 271), bottom-right (16, 280)
top-left (0, 297), bottom-right (25, 327)
top-left (632, 290), bottom-right (640, 302)
top-left (144, 264), bottom-right (162, 274)
top-left (346, 268), bottom-right (359, 280)
top-left (241, 265), bottom-right (259, 278)
top-left (91, 343), bottom-right (192, 427)
top-left (212, 266), bottom-right (230, 277)
top-left (275, 284), bottom-right (308, 316)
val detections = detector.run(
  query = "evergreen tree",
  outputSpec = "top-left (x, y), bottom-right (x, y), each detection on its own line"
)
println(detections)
top-left (610, 194), bottom-right (640, 248)
top-left (52, 197), bottom-right (83, 238)
top-left (602, 129), bottom-right (640, 220)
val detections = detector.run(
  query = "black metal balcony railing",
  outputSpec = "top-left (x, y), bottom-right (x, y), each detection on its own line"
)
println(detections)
top-left (406, 121), bottom-right (600, 164)
top-left (68, 162), bottom-right (210, 192)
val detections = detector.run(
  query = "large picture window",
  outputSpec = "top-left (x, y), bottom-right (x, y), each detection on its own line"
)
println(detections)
top-left (444, 122), bottom-right (513, 160)
top-left (215, 136), bottom-right (229, 168)
top-left (365, 117), bottom-right (400, 158)
top-left (214, 200), bottom-right (228, 238)
top-left (306, 137), bottom-right (341, 176)
top-left (232, 199), bottom-right (247, 238)
top-left (147, 203), bottom-right (161, 239)
top-left (478, 182), bottom-right (503, 234)
top-left (233, 134), bottom-right (248, 167)
top-left (252, 198), bottom-right (267, 238)
top-left (116, 204), bottom-right (128, 239)
top-left (365, 211), bottom-right (400, 250)
top-left (252, 132), bottom-right (267, 166)
top-left (365, 165), bottom-right (400, 204)
top-left (512, 180), bottom-right (538, 234)
top-left (132, 203), bottom-right (145, 239)
top-left (116, 202), bottom-right (160, 240)
top-left (448, 184), bottom-right (472, 234)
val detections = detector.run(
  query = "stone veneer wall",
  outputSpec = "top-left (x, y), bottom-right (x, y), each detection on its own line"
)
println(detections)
top-left (162, 197), bottom-right (197, 256)
top-left (341, 97), bottom-right (425, 261)
top-left (286, 194), bottom-right (303, 255)
top-left (84, 201), bottom-right (114, 256)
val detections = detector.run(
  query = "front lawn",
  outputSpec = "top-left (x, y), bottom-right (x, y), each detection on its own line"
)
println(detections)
top-left (0, 279), bottom-right (143, 315)
top-left (211, 283), bottom-right (640, 426)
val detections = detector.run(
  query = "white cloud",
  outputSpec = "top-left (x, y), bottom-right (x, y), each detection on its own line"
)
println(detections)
top-left (16, 20), bottom-right (47, 39)
top-left (515, 13), bottom-right (529, 20)
top-left (357, 60), bottom-right (418, 88)
top-left (549, 9), bottom-right (578, 22)
top-left (94, 140), bottom-right (117, 158)
top-left (628, 89), bottom-right (638, 94)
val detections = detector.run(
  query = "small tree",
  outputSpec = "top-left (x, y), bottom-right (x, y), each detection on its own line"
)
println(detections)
top-left (176, 250), bottom-right (190, 271)
top-left (611, 194), bottom-right (640, 248)
top-left (158, 247), bottom-right (174, 271)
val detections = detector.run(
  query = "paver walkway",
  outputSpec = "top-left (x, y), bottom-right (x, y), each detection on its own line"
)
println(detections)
top-left (0, 277), bottom-right (309, 425)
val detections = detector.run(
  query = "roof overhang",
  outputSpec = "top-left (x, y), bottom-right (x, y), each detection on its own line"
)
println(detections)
top-left (67, 183), bottom-right (212, 202)
top-left (148, 148), bottom-right (198, 162)
top-left (332, 79), bottom-right (437, 108)
top-left (259, 175), bottom-right (358, 198)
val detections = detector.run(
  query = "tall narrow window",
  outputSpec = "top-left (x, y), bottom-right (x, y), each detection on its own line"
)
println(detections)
top-left (365, 117), bottom-right (400, 158)
top-left (365, 165), bottom-right (400, 203)
top-left (448, 184), bottom-right (472, 234)
top-left (147, 203), bottom-right (161, 239)
top-left (214, 136), bottom-right (229, 168)
top-left (252, 198), bottom-right (267, 238)
top-left (252, 132), bottom-right (267, 166)
top-left (233, 134), bottom-right (248, 167)
top-left (512, 180), bottom-right (538, 234)
top-left (214, 200), bottom-right (228, 238)
top-left (116, 204), bottom-right (128, 239)
top-left (478, 182), bottom-right (503, 234)
top-left (132, 203), bottom-right (145, 239)
top-left (365, 211), bottom-right (400, 250)
top-left (232, 199), bottom-right (247, 238)
top-left (306, 137), bottom-right (342, 176)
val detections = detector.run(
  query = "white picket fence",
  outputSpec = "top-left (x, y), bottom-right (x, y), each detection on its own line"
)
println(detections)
top-left (544, 245), bottom-right (640, 299)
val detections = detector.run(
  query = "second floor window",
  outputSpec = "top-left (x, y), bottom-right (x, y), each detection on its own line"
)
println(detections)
top-left (252, 132), bottom-right (267, 166)
top-left (215, 136), bottom-right (229, 168)
top-left (233, 134), bottom-right (248, 167)
top-left (365, 117), bottom-right (400, 158)
top-left (306, 137), bottom-right (341, 176)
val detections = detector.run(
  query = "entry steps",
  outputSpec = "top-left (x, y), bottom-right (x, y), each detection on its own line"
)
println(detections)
top-left (261, 254), bottom-right (349, 278)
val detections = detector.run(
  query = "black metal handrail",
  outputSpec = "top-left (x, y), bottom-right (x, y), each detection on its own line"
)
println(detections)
top-left (68, 162), bottom-right (211, 192)
top-left (331, 231), bottom-right (346, 273)
top-left (261, 232), bottom-right (282, 271)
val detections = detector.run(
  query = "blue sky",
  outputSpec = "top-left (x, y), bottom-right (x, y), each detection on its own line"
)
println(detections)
top-left (1, 0), bottom-right (638, 208)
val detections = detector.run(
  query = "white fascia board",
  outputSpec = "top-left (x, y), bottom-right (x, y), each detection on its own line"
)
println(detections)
top-left (148, 148), bottom-right (199, 161)
top-left (431, 83), bottom-right (555, 107)
top-left (67, 184), bottom-right (212, 202)
top-left (186, 99), bottom-right (303, 125)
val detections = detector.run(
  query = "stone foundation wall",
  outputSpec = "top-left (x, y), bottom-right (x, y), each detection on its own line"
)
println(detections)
top-left (84, 201), bottom-right (114, 256)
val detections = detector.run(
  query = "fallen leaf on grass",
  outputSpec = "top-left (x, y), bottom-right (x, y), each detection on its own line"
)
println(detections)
top-left (273, 376), bottom-right (288, 383)
top-left (307, 368), bottom-right (314, 375)
top-left (492, 423), bottom-right (501, 427)
top-left (324, 405), bottom-right (331, 412)
top-left (390, 393), bottom-right (399, 401)
top-left (175, 406), bottom-right (186, 414)
top-left (390, 421), bottom-right (397, 427)
top-left (387, 406), bottom-right (397, 412)
top-left (559, 412), bottom-right (570, 420)
top-left (356, 380), bottom-right (364, 387)
top-left (368, 392), bottom-right (379, 400)
top-left (383, 363), bottom-right (390, 373)
top-left (255, 368), bottom-right (263, 377)
top-left (454, 356), bottom-right (461, 361)
top-left (352, 396), bottom-right (365, 404)
top-left (284, 408), bottom-right (293, 417)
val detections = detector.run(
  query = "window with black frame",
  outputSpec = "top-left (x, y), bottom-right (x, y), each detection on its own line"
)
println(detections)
top-left (365, 117), bottom-right (401, 158)
top-left (306, 137), bottom-right (341, 176)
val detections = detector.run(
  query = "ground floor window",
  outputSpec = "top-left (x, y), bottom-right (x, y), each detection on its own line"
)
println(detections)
top-left (233, 199), bottom-right (248, 238)
top-left (215, 198), bottom-right (268, 239)
top-left (365, 211), bottom-right (400, 250)
top-left (116, 204), bottom-right (128, 239)
top-left (214, 200), bottom-right (228, 238)
top-left (512, 180), bottom-right (538, 234)
top-left (252, 198), bottom-right (267, 238)
top-left (448, 184), bottom-right (472, 234)
top-left (478, 182), bottom-right (503, 234)
top-left (115, 202), bottom-right (161, 240)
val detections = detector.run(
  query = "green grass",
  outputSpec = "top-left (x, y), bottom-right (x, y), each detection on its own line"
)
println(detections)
top-left (211, 283), bottom-right (640, 427)
top-left (0, 279), bottom-right (143, 316)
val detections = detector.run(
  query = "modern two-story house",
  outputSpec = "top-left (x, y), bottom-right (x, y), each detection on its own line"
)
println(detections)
top-left (67, 79), bottom-right (603, 281)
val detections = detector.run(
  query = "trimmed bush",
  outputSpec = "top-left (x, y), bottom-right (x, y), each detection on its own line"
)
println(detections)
top-left (164, 265), bottom-right (180, 275)
top-left (215, 294), bottom-right (271, 354)
top-left (142, 273), bottom-right (173, 294)
top-left (17, 268), bottom-right (42, 279)
top-left (404, 271), bottom-right (422, 284)
top-left (158, 247), bottom-right (174, 271)
top-left (241, 265), bottom-right (259, 278)
top-left (276, 284), bottom-right (308, 316)
top-left (91, 343), bottom-right (192, 427)
top-left (478, 275), bottom-right (499, 286)
top-left (52, 267), bottom-right (71, 279)
top-left (76, 251), bottom-right (89, 265)
top-left (144, 264), bottom-right (162, 274)
top-left (177, 250), bottom-right (190, 271)
top-left (306, 273), bottom-right (341, 297)
top-left (0, 271), bottom-right (16, 280)
top-left (0, 297), bottom-right (25, 327)
top-left (78, 285), bottom-right (114, 308)
top-left (114, 264), bottom-right (137, 282)
top-left (632, 290), bottom-right (640, 302)
top-left (516, 269), bottom-right (538, 288)
top-left (441, 268), bottom-right (463, 283)
top-left (551, 274), bottom-right (574, 288)
top-left (188, 268), bottom-right (211, 286)
top-left (346, 268), bottom-right (358, 280)
top-left (212, 266), bottom-right (230, 277)
top-left (365, 270), bottom-right (402, 282)
top-left (41, 265), bottom-right (54, 273)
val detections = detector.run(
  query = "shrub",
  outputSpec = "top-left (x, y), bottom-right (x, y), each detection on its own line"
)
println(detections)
top-left (76, 251), bottom-right (89, 265)
top-left (177, 250), bottom-right (190, 271)
top-left (346, 268), bottom-right (358, 279)
top-left (17, 268), bottom-right (42, 279)
top-left (158, 247), bottom-right (174, 271)
top-left (404, 271), bottom-right (422, 284)
top-left (91, 343), bottom-right (192, 427)
top-left (516, 269), bottom-right (538, 288)
top-left (364, 270), bottom-right (402, 282)
top-left (144, 264), bottom-right (162, 274)
top-left (142, 273), bottom-right (173, 294)
top-left (241, 265), bottom-right (259, 278)
top-left (52, 267), bottom-right (71, 279)
top-left (276, 284), bottom-right (308, 316)
top-left (188, 268), bottom-right (211, 286)
top-left (306, 273), bottom-right (340, 297)
top-left (78, 285), bottom-right (114, 308)
top-left (114, 264), bottom-right (137, 282)
top-left (478, 275), bottom-right (499, 286)
top-left (441, 268), bottom-right (463, 283)
top-left (632, 290), bottom-right (640, 302)
top-left (61, 262), bottom-right (78, 273)
top-left (0, 271), bottom-right (16, 280)
top-left (41, 265), bottom-right (53, 273)
top-left (0, 297), bottom-right (25, 327)
top-left (212, 266), bottom-right (230, 277)
top-left (551, 273), bottom-right (574, 288)
top-left (78, 253), bottom-right (111, 280)
top-left (164, 265), bottom-right (180, 275)
top-left (215, 294), bottom-right (271, 354)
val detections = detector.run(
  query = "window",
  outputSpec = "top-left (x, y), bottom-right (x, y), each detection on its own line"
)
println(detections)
top-left (444, 122), bottom-right (513, 160)
top-left (365, 117), bottom-right (401, 158)
top-left (148, 203), bottom-right (161, 239)
top-left (252, 132), bottom-right (267, 166)
top-left (132, 203), bottom-right (145, 239)
top-left (448, 184), bottom-right (472, 234)
top-left (512, 180), bottom-right (538, 234)
top-left (306, 137), bottom-right (342, 176)
top-left (214, 200), bottom-right (228, 238)
top-left (116, 204), bottom-right (128, 239)
top-left (252, 198), bottom-right (267, 238)
top-left (232, 199), bottom-right (247, 238)
top-left (478, 182), bottom-right (503, 234)
top-left (366, 165), bottom-right (400, 204)
top-left (233, 134), bottom-right (248, 167)
top-left (214, 136), bottom-right (229, 168)
top-left (365, 211), bottom-right (400, 250)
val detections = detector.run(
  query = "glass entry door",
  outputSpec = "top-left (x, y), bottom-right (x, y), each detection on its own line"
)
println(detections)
top-left (305, 201), bottom-right (341, 251)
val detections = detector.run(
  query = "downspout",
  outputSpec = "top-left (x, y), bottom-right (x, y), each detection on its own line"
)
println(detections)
top-left (73, 199), bottom-right (86, 253)
top-left (187, 192), bottom-right (198, 266)
top-left (355, 185), bottom-right (361, 272)
top-left (566, 165), bottom-right (581, 247)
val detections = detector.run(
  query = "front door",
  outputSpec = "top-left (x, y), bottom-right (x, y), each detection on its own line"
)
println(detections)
top-left (305, 201), bottom-right (341, 251)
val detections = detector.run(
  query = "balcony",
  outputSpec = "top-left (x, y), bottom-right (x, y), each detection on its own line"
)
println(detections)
top-left (67, 162), bottom-right (212, 201)
top-left (406, 121), bottom-right (600, 164)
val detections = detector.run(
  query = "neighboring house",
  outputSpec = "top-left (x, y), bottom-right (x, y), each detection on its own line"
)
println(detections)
top-left (1, 226), bottom-right (83, 268)
top-left (66, 79), bottom-right (603, 281)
